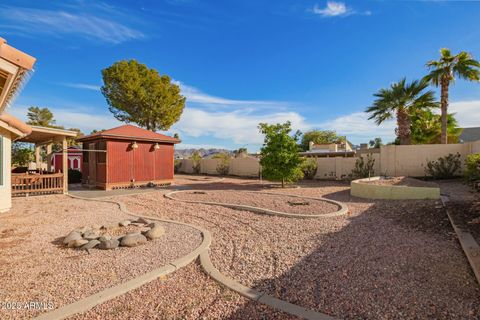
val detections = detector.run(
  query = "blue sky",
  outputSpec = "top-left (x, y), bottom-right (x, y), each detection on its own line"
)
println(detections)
top-left (2, 0), bottom-right (480, 151)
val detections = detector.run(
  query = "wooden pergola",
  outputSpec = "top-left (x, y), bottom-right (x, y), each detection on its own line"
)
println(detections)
top-left (14, 126), bottom-right (78, 195)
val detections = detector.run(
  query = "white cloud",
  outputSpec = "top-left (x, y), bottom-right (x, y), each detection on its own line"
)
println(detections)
top-left (61, 83), bottom-right (101, 91)
top-left (312, 2), bottom-right (349, 17)
top-left (0, 6), bottom-right (144, 44)
top-left (450, 100), bottom-right (480, 128)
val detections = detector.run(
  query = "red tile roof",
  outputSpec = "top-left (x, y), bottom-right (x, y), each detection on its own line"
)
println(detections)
top-left (77, 124), bottom-right (180, 144)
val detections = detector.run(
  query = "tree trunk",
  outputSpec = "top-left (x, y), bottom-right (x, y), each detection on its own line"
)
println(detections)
top-left (281, 178), bottom-right (285, 188)
top-left (440, 77), bottom-right (449, 144)
top-left (396, 108), bottom-right (411, 145)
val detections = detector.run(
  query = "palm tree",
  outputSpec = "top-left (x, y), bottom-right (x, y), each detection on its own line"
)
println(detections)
top-left (366, 78), bottom-right (437, 145)
top-left (424, 48), bottom-right (480, 144)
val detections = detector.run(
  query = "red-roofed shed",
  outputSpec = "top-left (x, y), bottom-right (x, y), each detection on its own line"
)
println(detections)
top-left (77, 124), bottom-right (180, 190)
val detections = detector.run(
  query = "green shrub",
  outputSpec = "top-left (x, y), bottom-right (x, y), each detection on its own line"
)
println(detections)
top-left (214, 153), bottom-right (230, 175)
top-left (68, 169), bottom-right (82, 184)
top-left (190, 151), bottom-right (202, 174)
top-left (301, 158), bottom-right (318, 179)
top-left (425, 153), bottom-right (461, 179)
top-left (352, 154), bottom-right (375, 178)
top-left (465, 153), bottom-right (480, 182)
top-left (174, 159), bottom-right (182, 173)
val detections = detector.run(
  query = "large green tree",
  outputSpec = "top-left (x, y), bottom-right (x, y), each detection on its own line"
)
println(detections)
top-left (424, 48), bottom-right (480, 144)
top-left (258, 122), bottom-right (303, 188)
top-left (26, 106), bottom-right (56, 127)
top-left (299, 130), bottom-right (343, 151)
top-left (410, 109), bottom-right (462, 144)
top-left (366, 78), bottom-right (437, 145)
top-left (101, 59), bottom-right (186, 131)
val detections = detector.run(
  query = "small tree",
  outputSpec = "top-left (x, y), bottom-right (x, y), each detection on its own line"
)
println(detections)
top-left (191, 151), bottom-right (202, 174)
top-left (465, 153), bottom-right (480, 183)
top-left (101, 59), bottom-right (186, 131)
top-left (369, 137), bottom-right (383, 148)
top-left (12, 143), bottom-right (33, 166)
top-left (300, 130), bottom-right (343, 151)
top-left (300, 158), bottom-right (318, 179)
top-left (258, 122), bottom-right (304, 187)
top-left (213, 153), bottom-right (230, 175)
top-left (352, 154), bottom-right (376, 178)
top-left (26, 106), bottom-right (57, 127)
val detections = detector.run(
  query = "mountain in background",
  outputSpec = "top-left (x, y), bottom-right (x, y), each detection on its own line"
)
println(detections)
top-left (174, 148), bottom-right (233, 159)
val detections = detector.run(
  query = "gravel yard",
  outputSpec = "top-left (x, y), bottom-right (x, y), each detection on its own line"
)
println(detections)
top-left (0, 195), bottom-right (202, 319)
top-left (360, 176), bottom-right (439, 188)
top-left (171, 190), bottom-right (340, 215)
top-left (110, 176), bottom-right (480, 319)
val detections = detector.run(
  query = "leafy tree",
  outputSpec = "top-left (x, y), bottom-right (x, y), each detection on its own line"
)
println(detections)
top-left (190, 151), bottom-right (202, 174)
top-left (173, 133), bottom-right (180, 139)
top-left (369, 137), bottom-right (383, 148)
top-left (366, 78), bottom-right (437, 145)
top-left (213, 153), bottom-right (230, 175)
top-left (12, 142), bottom-right (33, 166)
top-left (101, 59), bottom-right (186, 131)
top-left (424, 48), bottom-right (480, 144)
top-left (300, 130), bottom-right (343, 151)
top-left (26, 107), bottom-right (57, 127)
top-left (234, 147), bottom-right (248, 157)
top-left (258, 122), bottom-right (303, 187)
top-left (410, 109), bottom-right (462, 144)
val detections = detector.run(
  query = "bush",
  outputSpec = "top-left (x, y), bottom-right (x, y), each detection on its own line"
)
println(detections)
top-left (174, 159), bottom-right (182, 173)
top-left (352, 154), bottom-right (375, 178)
top-left (68, 169), bottom-right (82, 184)
top-left (465, 153), bottom-right (480, 182)
top-left (214, 153), bottom-right (230, 175)
top-left (190, 151), bottom-right (202, 174)
top-left (425, 153), bottom-right (461, 179)
top-left (301, 158), bottom-right (318, 179)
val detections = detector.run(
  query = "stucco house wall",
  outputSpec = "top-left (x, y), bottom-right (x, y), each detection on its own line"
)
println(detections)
top-left (0, 128), bottom-right (12, 213)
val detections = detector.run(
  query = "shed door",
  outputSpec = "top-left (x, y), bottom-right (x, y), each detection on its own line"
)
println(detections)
top-left (88, 143), bottom-right (96, 186)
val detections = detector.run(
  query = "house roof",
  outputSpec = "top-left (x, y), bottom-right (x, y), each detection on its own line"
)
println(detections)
top-left (459, 127), bottom-right (480, 143)
top-left (0, 38), bottom-right (36, 70)
top-left (0, 113), bottom-right (32, 138)
top-left (77, 124), bottom-right (180, 144)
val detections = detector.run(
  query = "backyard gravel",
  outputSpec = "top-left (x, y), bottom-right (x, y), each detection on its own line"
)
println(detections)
top-left (361, 176), bottom-right (439, 188)
top-left (0, 195), bottom-right (202, 319)
top-left (171, 190), bottom-right (340, 215)
top-left (112, 176), bottom-right (480, 319)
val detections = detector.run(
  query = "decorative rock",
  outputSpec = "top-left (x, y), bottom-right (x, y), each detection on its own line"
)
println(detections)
top-left (146, 222), bottom-right (160, 228)
top-left (143, 225), bottom-right (165, 240)
top-left (98, 239), bottom-right (120, 250)
top-left (63, 231), bottom-right (82, 245)
top-left (91, 224), bottom-right (101, 230)
top-left (98, 235), bottom-right (112, 242)
top-left (75, 226), bottom-right (91, 234)
top-left (80, 240), bottom-right (100, 250)
top-left (67, 239), bottom-right (88, 248)
top-left (119, 220), bottom-right (131, 227)
top-left (135, 217), bottom-right (149, 225)
top-left (120, 233), bottom-right (147, 247)
top-left (83, 231), bottom-right (101, 240)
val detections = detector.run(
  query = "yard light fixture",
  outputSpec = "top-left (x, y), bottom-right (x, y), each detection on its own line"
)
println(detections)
top-left (131, 141), bottom-right (138, 149)
top-left (154, 143), bottom-right (160, 150)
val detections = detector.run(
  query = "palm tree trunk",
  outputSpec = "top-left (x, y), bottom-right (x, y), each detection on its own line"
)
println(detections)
top-left (396, 108), bottom-right (411, 145)
top-left (440, 77), bottom-right (449, 144)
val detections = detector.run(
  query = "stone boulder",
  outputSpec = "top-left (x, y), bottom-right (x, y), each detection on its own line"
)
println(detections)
top-left (83, 231), bottom-right (101, 241)
top-left (119, 220), bottom-right (131, 227)
top-left (80, 240), bottom-right (100, 250)
top-left (98, 239), bottom-right (120, 250)
top-left (63, 231), bottom-right (82, 245)
top-left (120, 233), bottom-right (147, 247)
top-left (143, 225), bottom-right (165, 240)
top-left (135, 217), bottom-right (150, 225)
top-left (67, 239), bottom-right (89, 248)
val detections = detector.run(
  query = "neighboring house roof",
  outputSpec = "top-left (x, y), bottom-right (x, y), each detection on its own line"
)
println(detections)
top-left (77, 124), bottom-right (180, 144)
top-left (0, 38), bottom-right (36, 113)
top-left (299, 150), bottom-right (356, 157)
top-left (459, 127), bottom-right (480, 143)
top-left (0, 113), bottom-right (32, 138)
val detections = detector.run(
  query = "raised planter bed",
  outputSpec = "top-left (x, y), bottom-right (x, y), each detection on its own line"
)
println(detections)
top-left (351, 176), bottom-right (440, 200)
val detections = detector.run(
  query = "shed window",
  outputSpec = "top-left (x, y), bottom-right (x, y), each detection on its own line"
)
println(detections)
top-left (97, 141), bottom-right (106, 164)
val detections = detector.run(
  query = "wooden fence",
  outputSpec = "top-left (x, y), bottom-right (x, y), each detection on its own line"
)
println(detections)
top-left (11, 173), bottom-right (64, 196)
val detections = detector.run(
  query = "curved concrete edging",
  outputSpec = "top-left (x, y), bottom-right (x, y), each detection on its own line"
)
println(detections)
top-left (165, 190), bottom-right (348, 219)
top-left (200, 251), bottom-right (338, 320)
top-left (33, 194), bottom-right (211, 320)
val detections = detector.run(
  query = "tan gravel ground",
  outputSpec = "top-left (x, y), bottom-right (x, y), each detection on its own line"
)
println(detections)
top-left (72, 262), bottom-right (296, 320)
top-left (103, 176), bottom-right (480, 320)
top-left (361, 176), bottom-right (439, 188)
top-left (171, 190), bottom-right (340, 215)
top-left (0, 195), bottom-right (202, 319)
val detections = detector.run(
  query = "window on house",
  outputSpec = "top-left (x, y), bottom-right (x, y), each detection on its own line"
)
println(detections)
top-left (97, 141), bottom-right (106, 164)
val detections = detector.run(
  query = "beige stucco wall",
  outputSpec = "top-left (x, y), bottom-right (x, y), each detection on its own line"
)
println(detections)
top-left (200, 159), bottom-right (222, 175)
top-left (0, 128), bottom-right (12, 213)
top-left (178, 157), bottom-right (260, 177)
top-left (315, 154), bottom-right (380, 180)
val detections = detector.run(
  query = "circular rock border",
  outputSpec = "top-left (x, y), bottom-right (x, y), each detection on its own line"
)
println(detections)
top-left (164, 190), bottom-right (349, 219)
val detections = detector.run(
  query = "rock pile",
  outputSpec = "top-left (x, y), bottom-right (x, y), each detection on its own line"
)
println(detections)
top-left (62, 218), bottom-right (165, 251)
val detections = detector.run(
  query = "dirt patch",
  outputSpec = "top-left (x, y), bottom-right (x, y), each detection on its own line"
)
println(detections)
top-left (171, 190), bottom-right (340, 215)
top-left (361, 176), bottom-right (439, 188)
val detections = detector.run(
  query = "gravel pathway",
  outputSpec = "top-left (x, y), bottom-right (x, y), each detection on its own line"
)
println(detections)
top-left (0, 195), bottom-right (202, 319)
top-left (108, 177), bottom-right (480, 319)
top-left (171, 190), bottom-right (340, 215)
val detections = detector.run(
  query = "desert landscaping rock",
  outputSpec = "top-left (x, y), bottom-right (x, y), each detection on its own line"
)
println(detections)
top-left (120, 233), bottom-right (148, 247)
top-left (119, 220), bottom-right (131, 227)
top-left (98, 239), bottom-right (120, 250)
top-left (135, 217), bottom-right (149, 224)
top-left (80, 239), bottom-right (101, 250)
top-left (98, 235), bottom-right (112, 242)
top-left (144, 225), bottom-right (165, 240)
top-left (67, 239), bottom-right (89, 248)
top-left (63, 231), bottom-right (82, 245)
top-left (83, 231), bottom-right (101, 240)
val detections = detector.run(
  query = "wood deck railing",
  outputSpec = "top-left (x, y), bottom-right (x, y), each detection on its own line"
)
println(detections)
top-left (11, 173), bottom-right (64, 196)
